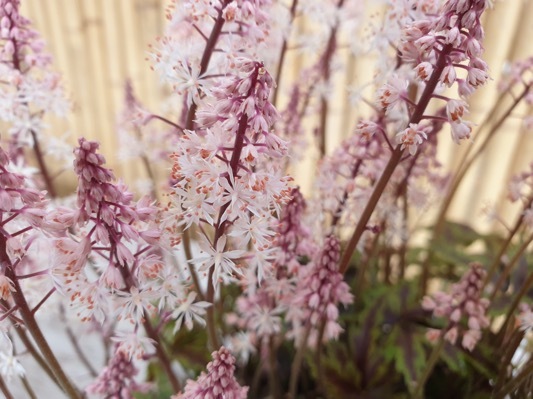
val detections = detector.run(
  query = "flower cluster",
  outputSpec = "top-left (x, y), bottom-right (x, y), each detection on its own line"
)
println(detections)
top-left (168, 59), bottom-right (292, 286)
top-left (0, 142), bottom-right (66, 382)
top-left (313, 131), bottom-right (387, 230)
top-left (51, 138), bottom-right (204, 358)
top-left (422, 262), bottom-right (490, 351)
top-left (86, 350), bottom-right (151, 398)
top-left (0, 0), bottom-right (68, 155)
top-left (153, 0), bottom-right (277, 109)
top-left (173, 346), bottom-right (248, 399)
top-left (0, 0), bottom-right (524, 397)
top-left (225, 188), bottom-right (315, 350)
top-left (287, 235), bottom-right (353, 346)
top-left (378, 0), bottom-right (492, 145)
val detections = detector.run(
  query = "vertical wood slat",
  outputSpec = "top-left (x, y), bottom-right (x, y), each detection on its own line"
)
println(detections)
top-left (14, 1), bottom-right (533, 231)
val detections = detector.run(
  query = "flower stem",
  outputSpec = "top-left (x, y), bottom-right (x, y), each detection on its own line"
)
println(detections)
top-left (185, 1), bottom-right (230, 130)
top-left (339, 146), bottom-right (403, 274)
top-left (142, 317), bottom-right (182, 392)
top-left (271, 0), bottom-right (299, 107)
top-left (288, 324), bottom-right (311, 399)
top-left (413, 336), bottom-right (445, 399)
top-left (497, 268), bottom-right (533, 343)
top-left (339, 45), bottom-right (452, 274)
top-left (493, 359), bottom-right (533, 399)
top-left (0, 376), bottom-right (14, 399)
top-left (31, 130), bottom-right (56, 198)
top-left (489, 232), bottom-right (533, 301)
top-left (118, 265), bottom-right (181, 392)
top-left (205, 267), bottom-right (221, 350)
top-left (20, 375), bottom-right (38, 399)
top-left (1, 249), bottom-right (82, 399)
top-left (268, 336), bottom-right (282, 399)
top-left (58, 304), bottom-right (98, 377)
top-left (484, 197), bottom-right (533, 289)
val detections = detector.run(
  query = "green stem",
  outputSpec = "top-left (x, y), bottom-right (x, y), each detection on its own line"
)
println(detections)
top-left (413, 336), bottom-right (445, 399)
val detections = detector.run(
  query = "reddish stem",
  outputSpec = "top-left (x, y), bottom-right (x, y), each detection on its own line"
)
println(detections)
top-left (339, 45), bottom-right (452, 274)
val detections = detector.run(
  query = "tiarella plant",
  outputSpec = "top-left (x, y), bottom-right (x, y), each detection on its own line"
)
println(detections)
top-left (0, 0), bottom-right (533, 398)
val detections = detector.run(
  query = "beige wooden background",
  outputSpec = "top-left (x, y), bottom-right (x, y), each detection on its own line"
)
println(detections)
top-left (20, 0), bottom-right (533, 231)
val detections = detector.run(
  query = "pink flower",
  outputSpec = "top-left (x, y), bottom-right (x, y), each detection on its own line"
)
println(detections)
top-left (86, 350), bottom-right (152, 397)
top-left (169, 59), bottom-right (292, 288)
top-left (355, 120), bottom-right (381, 142)
top-left (0, 274), bottom-right (14, 300)
top-left (287, 235), bottom-right (353, 346)
top-left (422, 262), bottom-right (490, 351)
top-left (173, 346), bottom-right (248, 399)
top-left (446, 99), bottom-right (468, 123)
top-left (450, 120), bottom-right (473, 143)
top-left (377, 75), bottom-right (408, 111)
top-left (415, 62), bottom-right (434, 81)
top-left (396, 123), bottom-right (428, 155)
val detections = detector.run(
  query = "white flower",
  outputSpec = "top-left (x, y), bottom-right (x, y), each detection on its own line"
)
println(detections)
top-left (450, 120), bottom-right (473, 143)
top-left (191, 235), bottom-right (246, 285)
top-left (171, 292), bottom-right (211, 332)
top-left (223, 332), bottom-right (257, 365)
top-left (111, 331), bottom-right (156, 361)
top-left (115, 286), bottom-right (157, 324)
top-left (0, 350), bottom-right (25, 381)
top-left (248, 306), bottom-right (283, 338)
top-left (396, 123), bottom-right (427, 155)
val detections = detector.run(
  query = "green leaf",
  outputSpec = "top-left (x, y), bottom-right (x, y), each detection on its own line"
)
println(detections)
top-left (438, 220), bottom-right (482, 247)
